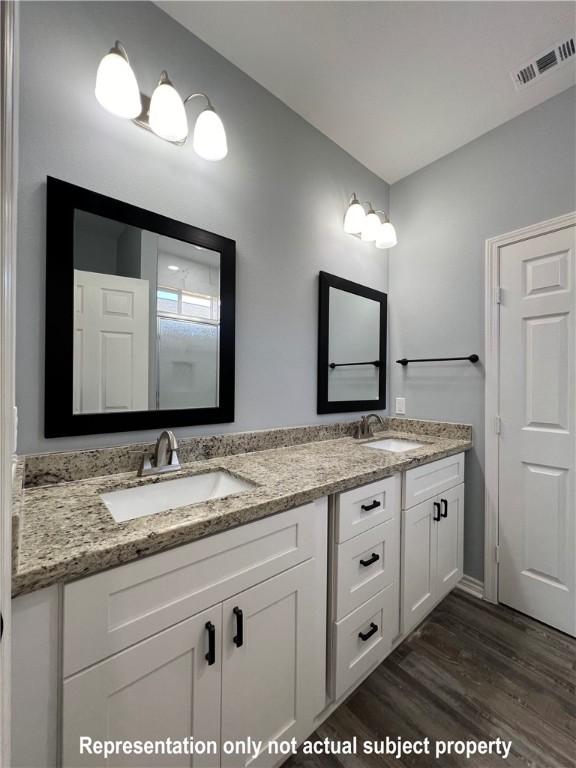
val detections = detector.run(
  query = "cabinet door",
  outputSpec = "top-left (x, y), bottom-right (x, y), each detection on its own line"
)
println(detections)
top-left (436, 483), bottom-right (464, 599)
top-left (221, 559), bottom-right (322, 768)
top-left (402, 499), bottom-right (438, 635)
top-left (62, 606), bottom-right (222, 768)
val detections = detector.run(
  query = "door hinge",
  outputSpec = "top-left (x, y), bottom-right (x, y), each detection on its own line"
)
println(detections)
top-left (495, 286), bottom-right (502, 305)
top-left (495, 545), bottom-right (500, 564)
top-left (494, 415), bottom-right (502, 434)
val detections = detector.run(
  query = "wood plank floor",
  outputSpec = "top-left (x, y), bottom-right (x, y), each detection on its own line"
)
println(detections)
top-left (286, 590), bottom-right (576, 768)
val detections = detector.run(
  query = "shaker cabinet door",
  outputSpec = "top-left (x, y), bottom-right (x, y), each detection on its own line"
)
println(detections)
top-left (220, 559), bottom-right (322, 768)
top-left (436, 483), bottom-right (464, 599)
top-left (62, 606), bottom-right (223, 768)
top-left (402, 499), bottom-right (437, 634)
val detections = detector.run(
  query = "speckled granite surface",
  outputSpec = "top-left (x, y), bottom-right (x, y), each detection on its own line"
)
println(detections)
top-left (21, 418), bottom-right (471, 488)
top-left (23, 423), bottom-right (358, 488)
top-left (12, 422), bottom-right (471, 597)
top-left (11, 458), bottom-right (25, 574)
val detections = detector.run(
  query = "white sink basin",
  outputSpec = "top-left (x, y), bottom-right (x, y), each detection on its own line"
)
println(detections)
top-left (101, 471), bottom-right (257, 523)
top-left (365, 438), bottom-right (424, 453)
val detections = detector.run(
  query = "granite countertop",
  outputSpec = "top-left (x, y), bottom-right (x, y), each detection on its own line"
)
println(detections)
top-left (12, 426), bottom-right (471, 597)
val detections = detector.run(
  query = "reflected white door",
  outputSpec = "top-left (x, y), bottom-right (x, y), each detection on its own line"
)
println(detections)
top-left (498, 225), bottom-right (575, 636)
top-left (74, 270), bottom-right (149, 413)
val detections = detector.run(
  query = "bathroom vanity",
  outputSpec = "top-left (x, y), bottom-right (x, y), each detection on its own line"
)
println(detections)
top-left (11, 420), bottom-right (470, 768)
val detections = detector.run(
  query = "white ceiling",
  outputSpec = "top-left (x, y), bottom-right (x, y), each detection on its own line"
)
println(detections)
top-left (158, 1), bottom-right (575, 183)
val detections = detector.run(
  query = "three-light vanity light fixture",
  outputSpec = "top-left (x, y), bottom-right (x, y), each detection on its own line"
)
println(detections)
top-left (95, 41), bottom-right (228, 160)
top-left (343, 193), bottom-right (398, 249)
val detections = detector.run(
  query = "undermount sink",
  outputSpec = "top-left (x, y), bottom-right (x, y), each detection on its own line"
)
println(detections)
top-left (365, 438), bottom-right (425, 453)
top-left (101, 471), bottom-right (257, 523)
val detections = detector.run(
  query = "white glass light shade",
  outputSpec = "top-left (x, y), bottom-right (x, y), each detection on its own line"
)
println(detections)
top-left (343, 200), bottom-right (366, 234)
top-left (361, 211), bottom-right (382, 242)
top-left (95, 50), bottom-right (141, 119)
top-left (375, 221), bottom-right (398, 249)
top-left (149, 81), bottom-right (188, 143)
top-left (193, 108), bottom-right (228, 160)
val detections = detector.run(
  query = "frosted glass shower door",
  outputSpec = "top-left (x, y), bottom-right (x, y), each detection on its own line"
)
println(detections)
top-left (158, 317), bottom-right (219, 409)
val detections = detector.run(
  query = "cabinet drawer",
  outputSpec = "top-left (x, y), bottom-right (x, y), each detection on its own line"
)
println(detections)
top-left (334, 518), bottom-right (399, 621)
top-left (336, 475), bottom-right (400, 543)
top-left (63, 499), bottom-right (327, 677)
top-left (402, 453), bottom-right (464, 510)
top-left (333, 585), bottom-right (395, 700)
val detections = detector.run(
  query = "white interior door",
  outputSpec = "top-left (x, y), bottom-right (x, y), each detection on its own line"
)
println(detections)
top-left (74, 270), bottom-right (149, 413)
top-left (498, 224), bottom-right (575, 636)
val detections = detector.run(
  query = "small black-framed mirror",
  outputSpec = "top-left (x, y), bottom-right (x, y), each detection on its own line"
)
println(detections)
top-left (317, 271), bottom-right (387, 414)
top-left (45, 177), bottom-right (235, 437)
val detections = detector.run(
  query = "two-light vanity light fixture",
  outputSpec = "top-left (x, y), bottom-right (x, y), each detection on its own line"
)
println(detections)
top-left (95, 41), bottom-right (228, 160)
top-left (343, 194), bottom-right (398, 249)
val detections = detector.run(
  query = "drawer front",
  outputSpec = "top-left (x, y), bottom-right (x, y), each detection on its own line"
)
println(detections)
top-left (63, 499), bottom-right (326, 677)
top-left (333, 585), bottom-right (396, 700)
top-left (402, 453), bottom-right (464, 510)
top-left (334, 517), bottom-right (399, 621)
top-left (336, 475), bottom-right (400, 543)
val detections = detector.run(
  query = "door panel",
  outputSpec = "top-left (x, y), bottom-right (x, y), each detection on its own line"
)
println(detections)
top-left (62, 606), bottom-right (222, 767)
top-left (73, 270), bottom-right (149, 413)
top-left (436, 484), bottom-right (464, 598)
top-left (221, 560), bottom-right (319, 768)
top-left (402, 499), bottom-right (436, 634)
top-left (499, 225), bottom-right (575, 635)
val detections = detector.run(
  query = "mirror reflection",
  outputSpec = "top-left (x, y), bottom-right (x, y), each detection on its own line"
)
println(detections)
top-left (73, 211), bottom-right (220, 414)
top-left (317, 271), bottom-right (387, 414)
top-left (328, 287), bottom-right (381, 402)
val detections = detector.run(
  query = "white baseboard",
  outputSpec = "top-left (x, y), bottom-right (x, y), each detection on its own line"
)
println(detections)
top-left (457, 575), bottom-right (484, 600)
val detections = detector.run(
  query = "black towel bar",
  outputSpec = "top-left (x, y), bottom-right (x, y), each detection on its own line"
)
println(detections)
top-left (329, 360), bottom-right (382, 369)
top-left (396, 354), bottom-right (479, 366)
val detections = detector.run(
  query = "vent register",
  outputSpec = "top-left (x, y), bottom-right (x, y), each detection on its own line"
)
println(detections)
top-left (512, 37), bottom-right (575, 89)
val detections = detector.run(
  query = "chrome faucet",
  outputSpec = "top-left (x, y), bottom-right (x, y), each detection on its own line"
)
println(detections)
top-left (138, 430), bottom-right (181, 477)
top-left (353, 413), bottom-right (385, 439)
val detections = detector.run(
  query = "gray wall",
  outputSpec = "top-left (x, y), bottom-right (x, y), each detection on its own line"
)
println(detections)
top-left (389, 87), bottom-right (576, 580)
top-left (17, 1), bottom-right (390, 454)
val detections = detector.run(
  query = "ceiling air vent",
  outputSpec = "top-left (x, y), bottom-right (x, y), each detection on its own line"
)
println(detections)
top-left (512, 37), bottom-right (576, 90)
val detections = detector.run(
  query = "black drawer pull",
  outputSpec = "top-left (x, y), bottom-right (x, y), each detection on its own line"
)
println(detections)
top-left (433, 501), bottom-right (441, 522)
top-left (361, 500), bottom-right (381, 512)
top-left (441, 499), bottom-right (448, 518)
top-left (233, 606), bottom-right (244, 648)
top-left (360, 553), bottom-right (380, 567)
top-left (205, 621), bottom-right (216, 665)
top-left (358, 622), bottom-right (378, 642)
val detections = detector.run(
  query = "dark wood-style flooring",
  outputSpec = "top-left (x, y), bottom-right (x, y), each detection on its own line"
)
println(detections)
top-left (287, 590), bottom-right (576, 767)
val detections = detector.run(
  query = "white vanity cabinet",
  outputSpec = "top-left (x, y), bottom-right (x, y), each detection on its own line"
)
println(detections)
top-left (60, 500), bottom-right (328, 768)
top-left (329, 475), bottom-right (401, 699)
top-left (401, 454), bottom-right (464, 635)
top-left (12, 448), bottom-right (468, 768)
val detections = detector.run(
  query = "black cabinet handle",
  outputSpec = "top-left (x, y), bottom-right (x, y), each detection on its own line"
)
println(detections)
top-left (360, 552), bottom-right (380, 567)
top-left (358, 622), bottom-right (379, 642)
top-left (361, 500), bottom-right (381, 512)
top-left (441, 499), bottom-right (448, 518)
top-left (433, 501), bottom-right (441, 522)
top-left (233, 607), bottom-right (244, 648)
top-left (205, 621), bottom-right (216, 666)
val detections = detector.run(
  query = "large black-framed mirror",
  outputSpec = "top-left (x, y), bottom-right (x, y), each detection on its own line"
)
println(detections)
top-left (317, 271), bottom-right (387, 414)
top-left (45, 177), bottom-right (236, 437)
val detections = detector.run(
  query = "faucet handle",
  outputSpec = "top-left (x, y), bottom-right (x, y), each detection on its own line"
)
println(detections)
top-left (159, 430), bottom-right (178, 450)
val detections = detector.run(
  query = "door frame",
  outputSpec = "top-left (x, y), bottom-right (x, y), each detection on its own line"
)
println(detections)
top-left (0, 1), bottom-right (18, 765)
top-left (484, 211), bottom-right (576, 604)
